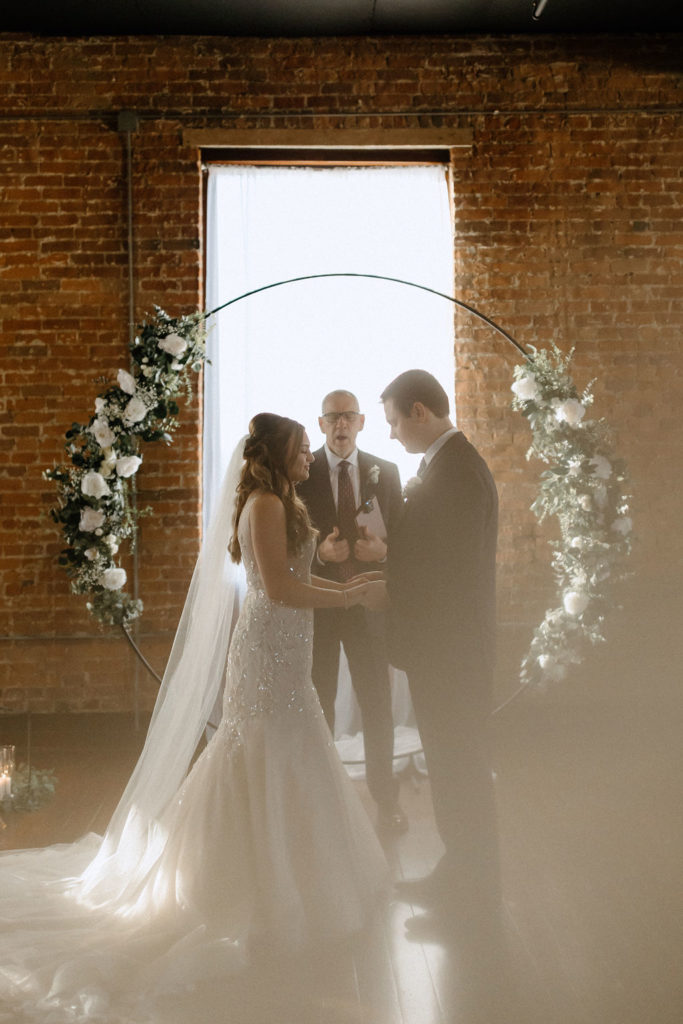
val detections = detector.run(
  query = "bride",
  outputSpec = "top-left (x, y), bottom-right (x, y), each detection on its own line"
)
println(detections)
top-left (0, 413), bottom-right (389, 1022)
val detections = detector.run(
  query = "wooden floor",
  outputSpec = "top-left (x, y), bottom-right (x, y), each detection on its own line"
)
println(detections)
top-left (1, 690), bottom-right (682, 1024)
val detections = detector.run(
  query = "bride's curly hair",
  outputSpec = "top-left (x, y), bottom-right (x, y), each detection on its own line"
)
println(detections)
top-left (229, 412), bottom-right (314, 564)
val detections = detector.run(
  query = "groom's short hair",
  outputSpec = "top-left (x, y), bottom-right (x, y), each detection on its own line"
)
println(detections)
top-left (381, 370), bottom-right (449, 418)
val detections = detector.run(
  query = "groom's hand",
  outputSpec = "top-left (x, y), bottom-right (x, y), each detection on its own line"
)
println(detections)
top-left (359, 579), bottom-right (388, 611)
top-left (318, 526), bottom-right (350, 564)
top-left (348, 570), bottom-right (385, 583)
top-left (354, 525), bottom-right (387, 563)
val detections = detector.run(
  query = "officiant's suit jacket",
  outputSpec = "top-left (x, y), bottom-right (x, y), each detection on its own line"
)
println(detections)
top-left (386, 431), bottom-right (498, 687)
top-left (298, 448), bottom-right (403, 579)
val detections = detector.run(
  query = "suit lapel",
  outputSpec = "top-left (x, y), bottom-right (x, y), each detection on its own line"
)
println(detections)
top-left (357, 450), bottom-right (370, 506)
top-left (311, 447), bottom-right (337, 524)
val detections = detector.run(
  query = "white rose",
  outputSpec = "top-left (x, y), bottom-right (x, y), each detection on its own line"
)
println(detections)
top-left (94, 397), bottom-right (107, 414)
top-left (554, 398), bottom-right (586, 427)
top-left (99, 448), bottom-right (118, 478)
top-left (123, 395), bottom-right (148, 426)
top-left (568, 460), bottom-right (582, 477)
top-left (570, 536), bottom-right (586, 550)
top-left (511, 376), bottom-right (540, 402)
top-left (367, 464), bottom-right (380, 485)
top-left (594, 484), bottom-right (608, 509)
top-left (90, 417), bottom-right (116, 448)
top-left (117, 368), bottom-right (137, 395)
top-left (589, 455), bottom-right (612, 480)
top-left (403, 476), bottom-right (423, 498)
top-left (105, 534), bottom-right (119, 554)
top-left (158, 332), bottom-right (187, 358)
top-left (563, 591), bottom-right (589, 616)
top-left (579, 494), bottom-right (592, 511)
top-left (79, 507), bottom-right (106, 533)
top-left (115, 455), bottom-right (142, 478)
top-left (611, 516), bottom-right (633, 536)
top-left (84, 548), bottom-right (98, 561)
top-left (171, 361), bottom-right (183, 371)
top-left (80, 470), bottom-right (111, 499)
top-left (538, 654), bottom-right (568, 682)
top-left (100, 567), bottom-right (127, 591)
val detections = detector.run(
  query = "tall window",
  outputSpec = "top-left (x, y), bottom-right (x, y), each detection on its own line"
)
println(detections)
top-left (204, 162), bottom-right (454, 524)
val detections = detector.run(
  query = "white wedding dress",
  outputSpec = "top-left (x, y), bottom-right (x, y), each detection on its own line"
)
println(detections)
top-left (0, 494), bottom-right (389, 1023)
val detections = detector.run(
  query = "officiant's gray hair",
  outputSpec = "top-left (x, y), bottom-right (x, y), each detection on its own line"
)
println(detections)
top-left (321, 389), bottom-right (359, 411)
top-left (381, 370), bottom-right (449, 418)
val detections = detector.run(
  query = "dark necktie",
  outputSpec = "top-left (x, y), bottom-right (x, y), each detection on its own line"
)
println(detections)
top-left (337, 460), bottom-right (358, 582)
top-left (417, 456), bottom-right (427, 478)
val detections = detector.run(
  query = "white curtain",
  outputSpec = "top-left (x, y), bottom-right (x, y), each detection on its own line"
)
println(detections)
top-left (204, 163), bottom-right (453, 759)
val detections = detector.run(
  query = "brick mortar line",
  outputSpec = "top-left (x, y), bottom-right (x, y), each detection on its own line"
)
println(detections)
top-left (0, 106), bottom-right (681, 123)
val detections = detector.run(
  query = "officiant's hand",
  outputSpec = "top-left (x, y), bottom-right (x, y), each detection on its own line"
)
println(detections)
top-left (358, 579), bottom-right (387, 611)
top-left (354, 524), bottom-right (387, 563)
top-left (318, 527), bottom-right (350, 564)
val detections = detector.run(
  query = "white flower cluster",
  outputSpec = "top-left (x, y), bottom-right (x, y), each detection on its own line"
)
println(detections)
top-left (510, 343), bottom-right (632, 687)
top-left (45, 308), bottom-right (207, 626)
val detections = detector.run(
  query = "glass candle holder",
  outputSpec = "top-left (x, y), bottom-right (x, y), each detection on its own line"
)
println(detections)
top-left (0, 745), bottom-right (15, 802)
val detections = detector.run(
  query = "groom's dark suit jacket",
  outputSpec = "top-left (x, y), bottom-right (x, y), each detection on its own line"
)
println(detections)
top-left (386, 429), bottom-right (500, 909)
top-left (386, 431), bottom-right (498, 683)
top-left (298, 447), bottom-right (403, 577)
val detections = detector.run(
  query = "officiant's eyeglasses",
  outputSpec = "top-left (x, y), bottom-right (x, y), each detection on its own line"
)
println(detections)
top-left (321, 412), bottom-right (361, 424)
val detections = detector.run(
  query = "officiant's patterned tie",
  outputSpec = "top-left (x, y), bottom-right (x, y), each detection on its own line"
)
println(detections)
top-left (337, 460), bottom-right (358, 581)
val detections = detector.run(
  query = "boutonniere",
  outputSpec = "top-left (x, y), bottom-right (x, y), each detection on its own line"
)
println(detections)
top-left (402, 476), bottom-right (423, 499)
top-left (358, 464), bottom-right (380, 514)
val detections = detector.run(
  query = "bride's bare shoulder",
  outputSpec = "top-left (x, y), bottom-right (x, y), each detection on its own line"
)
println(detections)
top-left (249, 491), bottom-right (285, 519)
top-left (249, 490), bottom-right (282, 507)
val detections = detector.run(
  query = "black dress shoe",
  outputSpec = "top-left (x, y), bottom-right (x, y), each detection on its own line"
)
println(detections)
top-left (404, 910), bottom-right (457, 944)
top-left (376, 804), bottom-right (408, 834)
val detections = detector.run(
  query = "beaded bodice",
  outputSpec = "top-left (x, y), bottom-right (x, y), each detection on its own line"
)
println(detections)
top-left (222, 494), bottom-right (318, 728)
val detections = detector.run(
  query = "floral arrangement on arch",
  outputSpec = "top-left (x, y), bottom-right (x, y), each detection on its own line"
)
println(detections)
top-left (510, 343), bottom-right (632, 685)
top-left (44, 309), bottom-right (207, 626)
top-left (45, 310), bottom-right (632, 689)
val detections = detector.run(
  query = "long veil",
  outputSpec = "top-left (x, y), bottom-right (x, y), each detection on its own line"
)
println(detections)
top-left (77, 437), bottom-right (246, 904)
top-left (0, 441), bottom-right (247, 1020)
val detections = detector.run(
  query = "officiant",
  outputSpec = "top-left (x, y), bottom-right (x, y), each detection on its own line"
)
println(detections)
top-left (297, 389), bottom-right (407, 834)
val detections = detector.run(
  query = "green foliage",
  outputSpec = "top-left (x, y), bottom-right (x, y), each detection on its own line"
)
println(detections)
top-left (6, 765), bottom-right (57, 813)
top-left (511, 343), bottom-right (633, 686)
top-left (44, 308), bottom-right (207, 627)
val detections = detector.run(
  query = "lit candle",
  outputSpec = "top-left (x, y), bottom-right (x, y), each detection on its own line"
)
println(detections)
top-left (0, 774), bottom-right (10, 801)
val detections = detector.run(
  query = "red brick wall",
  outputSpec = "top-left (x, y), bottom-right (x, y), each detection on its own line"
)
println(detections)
top-left (1, 35), bottom-right (681, 711)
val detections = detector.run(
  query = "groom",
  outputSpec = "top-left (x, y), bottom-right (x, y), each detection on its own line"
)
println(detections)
top-left (381, 369), bottom-right (501, 942)
top-left (297, 389), bottom-right (406, 833)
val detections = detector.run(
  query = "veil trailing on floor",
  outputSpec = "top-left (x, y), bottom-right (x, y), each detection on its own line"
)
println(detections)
top-left (0, 440), bottom-right (247, 1019)
top-left (76, 437), bottom-right (246, 907)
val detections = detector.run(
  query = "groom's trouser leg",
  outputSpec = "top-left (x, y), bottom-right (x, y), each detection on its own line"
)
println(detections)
top-left (408, 664), bottom-right (501, 918)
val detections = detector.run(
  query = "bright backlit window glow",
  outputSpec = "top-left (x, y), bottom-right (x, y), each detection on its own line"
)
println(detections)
top-left (204, 163), bottom-right (455, 521)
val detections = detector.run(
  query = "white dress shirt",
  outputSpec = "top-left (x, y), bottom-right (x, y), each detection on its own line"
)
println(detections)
top-left (423, 427), bottom-right (458, 468)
